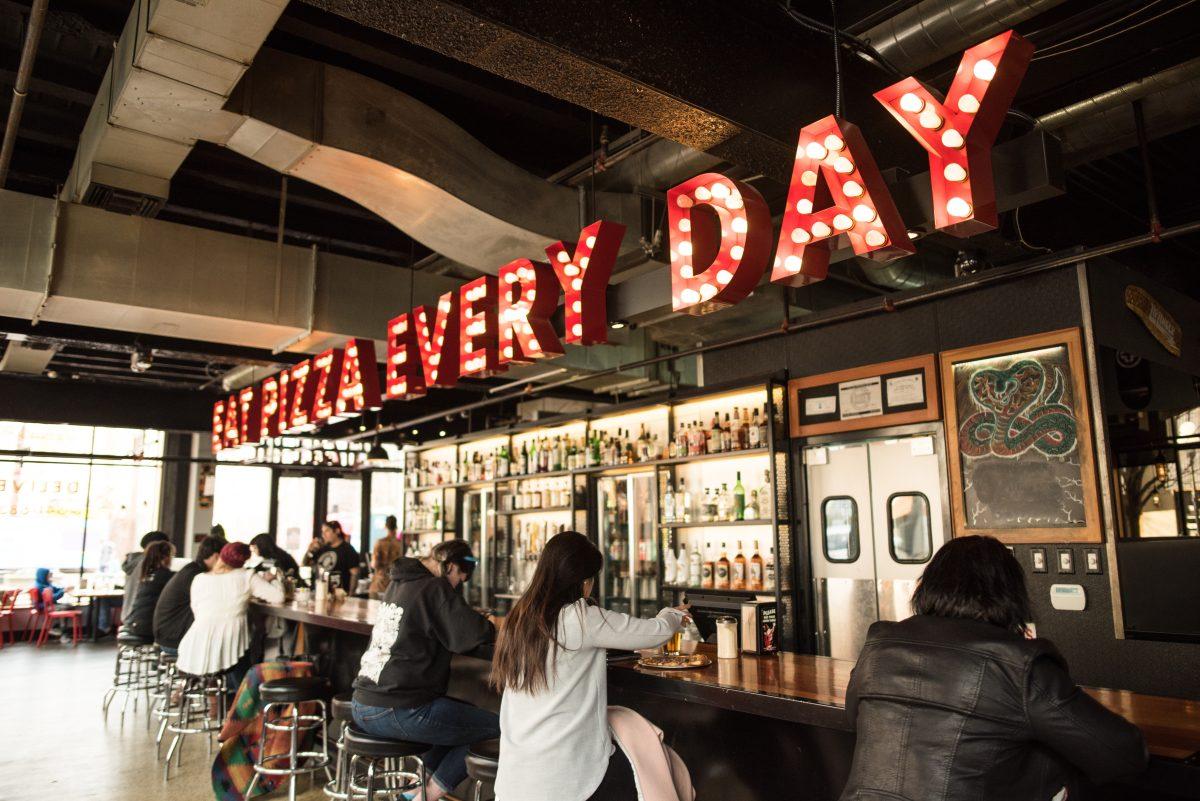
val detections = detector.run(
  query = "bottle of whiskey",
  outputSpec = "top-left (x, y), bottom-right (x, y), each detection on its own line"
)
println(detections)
top-left (748, 541), bottom-right (764, 591)
top-left (732, 540), bottom-right (747, 590)
top-left (733, 472), bottom-right (745, 521)
top-left (748, 408), bottom-right (761, 448)
top-left (764, 545), bottom-right (775, 590)
top-left (676, 479), bottom-right (691, 523)
top-left (689, 542), bottom-right (703, 587)
top-left (701, 547), bottom-right (715, 589)
top-left (715, 543), bottom-right (731, 589)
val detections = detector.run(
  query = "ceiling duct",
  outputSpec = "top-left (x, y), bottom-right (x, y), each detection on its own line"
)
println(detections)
top-left (0, 337), bottom-right (57, 374)
top-left (859, 0), bottom-right (1068, 74)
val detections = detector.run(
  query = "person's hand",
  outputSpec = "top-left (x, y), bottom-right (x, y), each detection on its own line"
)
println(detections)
top-left (674, 602), bottom-right (692, 626)
top-left (307, 539), bottom-right (321, 553)
top-left (262, 572), bottom-right (278, 583)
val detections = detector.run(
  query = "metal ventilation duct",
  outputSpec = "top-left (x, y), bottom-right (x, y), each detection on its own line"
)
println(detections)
top-left (0, 338), bottom-right (57, 374)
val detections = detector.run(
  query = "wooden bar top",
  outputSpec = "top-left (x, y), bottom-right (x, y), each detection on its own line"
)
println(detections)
top-left (253, 598), bottom-right (1200, 761)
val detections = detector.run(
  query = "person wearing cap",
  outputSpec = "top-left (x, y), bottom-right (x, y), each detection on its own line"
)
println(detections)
top-left (352, 540), bottom-right (498, 801)
top-left (177, 541), bottom-right (284, 693)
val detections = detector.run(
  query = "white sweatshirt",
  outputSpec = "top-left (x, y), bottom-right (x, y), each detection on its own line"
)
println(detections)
top-left (177, 569), bottom-right (283, 676)
top-left (494, 601), bottom-right (685, 801)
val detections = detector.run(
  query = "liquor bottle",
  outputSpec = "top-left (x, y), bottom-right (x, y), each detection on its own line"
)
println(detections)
top-left (746, 489), bottom-right (759, 521)
top-left (664, 538), bottom-right (676, 585)
top-left (689, 542), bottom-right (703, 586)
top-left (732, 540), bottom-right (747, 590)
top-left (432, 499), bottom-right (441, 528)
top-left (759, 404), bottom-right (769, 448)
top-left (764, 545), bottom-right (775, 590)
top-left (720, 413), bottom-right (731, 452)
top-left (715, 543), bottom-right (731, 589)
top-left (748, 408), bottom-right (761, 448)
top-left (701, 547), bottom-right (714, 589)
top-left (662, 481), bottom-right (675, 523)
top-left (730, 407), bottom-right (741, 450)
top-left (748, 541), bottom-right (764, 591)
top-left (716, 484), bottom-right (731, 521)
top-left (676, 544), bottom-right (689, 587)
top-left (676, 479), bottom-right (691, 523)
top-left (733, 472), bottom-right (745, 521)
top-left (705, 422), bottom-right (717, 455)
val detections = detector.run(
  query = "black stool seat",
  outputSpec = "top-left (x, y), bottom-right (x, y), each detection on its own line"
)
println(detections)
top-left (344, 725), bottom-right (429, 759)
top-left (465, 738), bottom-right (499, 782)
top-left (260, 676), bottom-right (330, 704)
top-left (331, 692), bottom-right (354, 723)
top-left (117, 631), bottom-right (153, 646)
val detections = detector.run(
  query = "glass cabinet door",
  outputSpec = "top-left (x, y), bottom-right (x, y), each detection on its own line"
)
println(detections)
top-left (462, 489), bottom-right (491, 608)
top-left (597, 476), bottom-right (631, 614)
top-left (629, 472), bottom-right (659, 618)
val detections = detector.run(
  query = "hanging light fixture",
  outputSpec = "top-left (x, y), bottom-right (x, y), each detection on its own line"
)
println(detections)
top-left (367, 439), bottom-right (390, 466)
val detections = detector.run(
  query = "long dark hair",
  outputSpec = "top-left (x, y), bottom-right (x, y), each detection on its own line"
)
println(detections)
top-left (250, 533), bottom-right (280, 560)
top-left (911, 535), bottom-right (1032, 635)
top-left (140, 541), bottom-right (175, 581)
top-left (489, 531), bottom-right (603, 693)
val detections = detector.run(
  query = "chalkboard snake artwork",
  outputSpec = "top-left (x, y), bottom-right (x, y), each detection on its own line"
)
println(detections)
top-left (959, 359), bottom-right (1078, 458)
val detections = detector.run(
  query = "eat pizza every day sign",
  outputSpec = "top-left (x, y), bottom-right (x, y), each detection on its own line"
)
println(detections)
top-left (212, 31), bottom-right (1034, 451)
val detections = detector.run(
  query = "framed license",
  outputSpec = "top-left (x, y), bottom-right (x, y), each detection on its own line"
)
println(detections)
top-left (940, 328), bottom-right (1101, 543)
top-left (788, 355), bottom-right (939, 437)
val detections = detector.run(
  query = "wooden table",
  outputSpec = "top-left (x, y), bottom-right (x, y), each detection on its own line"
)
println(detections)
top-left (252, 598), bottom-right (1200, 762)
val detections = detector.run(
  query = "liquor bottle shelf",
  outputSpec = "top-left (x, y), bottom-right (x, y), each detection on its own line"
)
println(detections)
top-left (663, 586), bottom-right (775, 596)
top-left (405, 483), bottom-right (460, 493)
top-left (409, 528), bottom-right (451, 536)
top-left (497, 506), bottom-right (573, 515)
top-left (660, 518), bottom-right (774, 528)
top-left (656, 447), bottom-right (770, 466)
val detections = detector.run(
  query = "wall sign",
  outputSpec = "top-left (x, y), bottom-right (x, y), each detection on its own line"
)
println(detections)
top-left (1124, 285), bottom-right (1183, 357)
top-left (788, 355), bottom-right (939, 437)
top-left (940, 328), bottom-right (1101, 543)
top-left (212, 31), bottom-right (1033, 450)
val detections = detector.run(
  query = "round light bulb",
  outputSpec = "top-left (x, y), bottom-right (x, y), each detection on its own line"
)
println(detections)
top-left (823, 134), bottom-right (844, 151)
top-left (678, 241), bottom-right (692, 256)
top-left (730, 245), bottom-right (744, 259)
top-left (833, 214), bottom-right (853, 231)
top-left (694, 186), bottom-right (711, 201)
top-left (716, 269), bottom-right (733, 284)
top-left (843, 180), bottom-right (864, 198)
top-left (957, 93), bottom-right (980, 114)
top-left (973, 59), bottom-right (996, 81)
top-left (699, 283), bottom-right (717, 300)
top-left (852, 204), bottom-right (876, 223)
top-left (784, 255), bottom-right (802, 272)
top-left (731, 217), bottom-right (748, 233)
top-left (791, 227), bottom-right (811, 244)
top-left (833, 157), bottom-right (854, 174)
top-left (811, 221), bottom-right (832, 238)
top-left (680, 265), bottom-right (693, 278)
top-left (585, 235), bottom-right (596, 248)
top-left (724, 194), bottom-right (743, 210)
top-left (941, 129), bottom-right (965, 149)
top-left (572, 323), bottom-right (583, 337)
top-left (680, 288), bottom-right (700, 305)
top-left (918, 109), bottom-right (943, 130)
top-left (796, 199), bottom-right (813, 214)
top-left (805, 141), bottom-right (827, 160)
top-left (943, 163), bottom-right (968, 182)
top-left (556, 251), bottom-right (569, 263)
top-left (899, 92), bottom-right (925, 113)
top-left (675, 194), bottom-right (693, 208)
top-left (678, 218), bottom-right (691, 232)
top-left (864, 230), bottom-right (887, 247)
top-left (946, 197), bottom-right (972, 218)
top-left (801, 170), bottom-right (818, 187)
top-left (710, 182), bottom-right (730, 199)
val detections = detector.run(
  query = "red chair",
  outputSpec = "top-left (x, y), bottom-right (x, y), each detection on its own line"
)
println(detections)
top-left (0, 589), bottom-right (19, 647)
top-left (36, 587), bottom-right (82, 647)
top-left (24, 588), bottom-right (42, 642)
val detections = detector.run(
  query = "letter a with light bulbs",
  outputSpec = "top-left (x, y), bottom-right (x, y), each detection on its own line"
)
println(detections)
top-left (210, 31), bottom-right (1031, 450)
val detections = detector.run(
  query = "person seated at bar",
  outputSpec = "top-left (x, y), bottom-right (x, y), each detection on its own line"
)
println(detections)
top-left (352, 540), bottom-right (498, 801)
top-left (154, 534), bottom-right (226, 657)
top-left (177, 541), bottom-right (283, 694)
top-left (491, 531), bottom-right (689, 801)
top-left (368, 515), bottom-right (402, 599)
top-left (121, 540), bottom-right (175, 639)
top-left (121, 530), bottom-right (169, 619)
top-left (839, 535), bottom-right (1148, 801)
top-left (249, 533), bottom-right (302, 585)
top-left (303, 520), bottom-right (360, 592)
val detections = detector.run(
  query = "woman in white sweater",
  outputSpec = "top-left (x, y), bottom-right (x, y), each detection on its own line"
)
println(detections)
top-left (490, 531), bottom-right (688, 801)
top-left (177, 541), bottom-right (284, 693)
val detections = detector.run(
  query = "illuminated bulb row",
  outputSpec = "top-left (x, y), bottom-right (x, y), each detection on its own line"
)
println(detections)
top-left (946, 197), bottom-right (973, 218)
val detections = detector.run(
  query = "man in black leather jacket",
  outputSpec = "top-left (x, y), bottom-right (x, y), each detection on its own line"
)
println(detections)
top-left (840, 536), bottom-right (1147, 801)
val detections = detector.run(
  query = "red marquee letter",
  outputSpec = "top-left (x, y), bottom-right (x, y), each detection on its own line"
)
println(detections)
top-left (223, 394), bottom-right (240, 449)
top-left (238, 386), bottom-right (262, 445)
top-left (211, 400), bottom-right (226, 454)
top-left (335, 338), bottom-right (382, 419)
top-left (309, 348), bottom-right (345, 426)
top-left (667, 173), bottom-right (771, 315)
top-left (459, 276), bottom-right (503, 378)
top-left (875, 30), bottom-right (1033, 236)
top-left (414, 291), bottom-right (461, 388)
top-left (498, 258), bottom-right (563, 365)
top-left (258, 372), bottom-right (288, 440)
top-left (285, 359), bottom-right (317, 433)
top-left (545, 220), bottom-right (625, 345)
top-left (772, 116), bottom-right (913, 287)
top-left (385, 312), bottom-right (427, 400)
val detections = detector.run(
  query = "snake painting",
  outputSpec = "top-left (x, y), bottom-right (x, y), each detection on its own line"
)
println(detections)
top-left (959, 358), bottom-right (1078, 459)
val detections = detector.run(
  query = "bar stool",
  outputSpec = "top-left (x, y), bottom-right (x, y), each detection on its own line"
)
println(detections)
top-left (465, 739), bottom-right (500, 801)
top-left (162, 672), bottom-right (226, 780)
top-left (343, 725), bottom-right (429, 801)
top-left (324, 693), bottom-right (355, 800)
top-left (245, 676), bottom-right (332, 801)
top-left (102, 631), bottom-right (157, 722)
top-left (150, 651), bottom-right (179, 749)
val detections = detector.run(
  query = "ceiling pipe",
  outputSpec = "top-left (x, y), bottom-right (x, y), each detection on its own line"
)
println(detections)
top-left (0, 0), bottom-right (49, 188)
top-left (1038, 57), bottom-right (1200, 132)
top-left (348, 215), bottom-right (1200, 442)
top-left (860, 0), bottom-right (1066, 75)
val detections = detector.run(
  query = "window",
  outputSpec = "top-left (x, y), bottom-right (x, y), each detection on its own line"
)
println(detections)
top-left (888, 492), bottom-right (933, 563)
top-left (822, 496), bottom-right (859, 562)
top-left (368, 471), bottom-right (404, 548)
top-left (211, 465), bottom-right (272, 543)
top-left (276, 476), bottom-right (316, 563)
top-left (326, 477), bottom-right (362, 544)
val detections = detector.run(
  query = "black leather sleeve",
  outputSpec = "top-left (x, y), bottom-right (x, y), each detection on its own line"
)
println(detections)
top-left (1026, 654), bottom-right (1149, 783)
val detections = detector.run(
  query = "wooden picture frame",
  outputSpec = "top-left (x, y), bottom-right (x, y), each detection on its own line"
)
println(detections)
top-left (940, 328), bottom-right (1101, 543)
top-left (788, 355), bottom-right (939, 437)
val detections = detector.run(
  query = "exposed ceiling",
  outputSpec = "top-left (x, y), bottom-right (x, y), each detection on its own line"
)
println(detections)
top-left (0, 0), bottom-right (1198, 434)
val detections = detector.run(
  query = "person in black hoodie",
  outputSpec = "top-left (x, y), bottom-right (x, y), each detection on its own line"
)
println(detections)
top-left (352, 540), bottom-right (497, 801)
top-left (153, 534), bottom-right (225, 655)
top-left (123, 541), bottom-right (175, 639)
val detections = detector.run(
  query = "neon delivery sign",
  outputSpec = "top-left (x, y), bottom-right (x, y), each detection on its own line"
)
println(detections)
top-left (212, 31), bottom-right (1032, 449)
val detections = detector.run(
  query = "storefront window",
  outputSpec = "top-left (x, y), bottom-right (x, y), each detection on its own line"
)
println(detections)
top-left (211, 465), bottom-right (272, 542)
top-left (326, 477), bottom-right (362, 544)
top-left (276, 475), bottom-right (316, 562)
top-left (368, 471), bottom-right (405, 548)
top-left (0, 422), bottom-right (164, 580)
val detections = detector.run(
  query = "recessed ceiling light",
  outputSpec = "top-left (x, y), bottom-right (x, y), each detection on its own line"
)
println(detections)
top-left (438, 430), bottom-right (447, 437)
top-left (610, 321), bottom-right (626, 330)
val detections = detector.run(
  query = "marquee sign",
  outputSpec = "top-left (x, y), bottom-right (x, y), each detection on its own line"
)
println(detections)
top-left (211, 31), bottom-right (1032, 450)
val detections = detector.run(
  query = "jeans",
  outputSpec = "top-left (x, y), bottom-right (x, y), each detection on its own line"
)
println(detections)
top-left (352, 697), bottom-right (500, 793)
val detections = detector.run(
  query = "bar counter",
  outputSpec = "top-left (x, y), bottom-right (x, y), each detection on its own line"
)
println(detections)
top-left (253, 597), bottom-right (1200, 800)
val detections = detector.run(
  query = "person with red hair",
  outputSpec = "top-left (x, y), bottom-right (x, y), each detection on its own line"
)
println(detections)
top-left (177, 541), bottom-right (284, 693)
